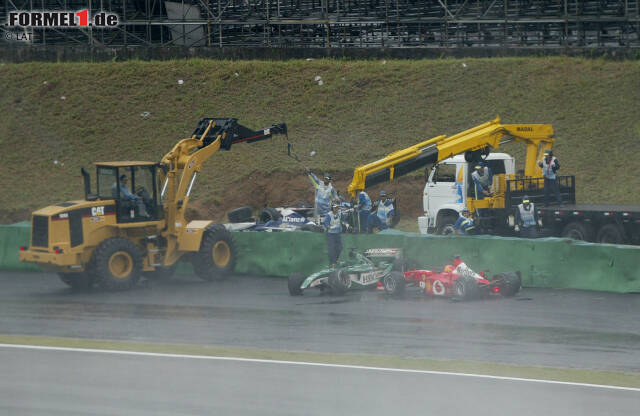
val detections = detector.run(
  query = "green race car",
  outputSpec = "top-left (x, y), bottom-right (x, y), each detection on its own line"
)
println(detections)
top-left (288, 248), bottom-right (404, 296)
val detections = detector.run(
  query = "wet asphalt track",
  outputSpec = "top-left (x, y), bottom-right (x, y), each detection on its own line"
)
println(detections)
top-left (2, 346), bottom-right (639, 416)
top-left (1, 271), bottom-right (639, 372)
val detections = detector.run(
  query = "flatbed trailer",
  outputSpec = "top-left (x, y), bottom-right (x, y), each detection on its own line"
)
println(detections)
top-left (537, 204), bottom-right (640, 245)
top-left (506, 176), bottom-right (640, 244)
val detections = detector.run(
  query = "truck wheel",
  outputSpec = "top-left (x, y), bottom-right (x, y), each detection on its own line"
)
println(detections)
top-left (58, 272), bottom-right (94, 291)
top-left (561, 222), bottom-right (594, 241)
top-left (596, 224), bottom-right (626, 244)
top-left (497, 272), bottom-right (521, 297)
top-left (328, 268), bottom-right (352, 295)
top-left (454, 276), bottom-right (477, 300)
top-left (437, 215), bottom-right (457, 235)
top-left (192, 224), bottom-right (237, 281)
top-left (288, 273), bottom-right (306, 296)
top-left (91, 238), bottom-right (143, 290)
top-left (383, 271), bottom-right (406, 297)
top-left (228, 206), bottom-right (253, 223)
top-left (142, 264), bottom-right (177, 281)
top-left (258, 207), bottom-right (281, 224)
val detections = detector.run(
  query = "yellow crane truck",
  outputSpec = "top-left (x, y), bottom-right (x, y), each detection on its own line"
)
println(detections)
top-left (19, 118), bottom-right (287, 289)
top-left (347, 117), bottom-right (639, 244)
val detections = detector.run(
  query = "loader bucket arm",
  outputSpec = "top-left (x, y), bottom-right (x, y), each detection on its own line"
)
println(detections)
top-left (347, 116), bottom-right (555, 197)
top-left (160, 118), bottom-right (287, 237)
top-left (192, 118), bottom-right (287, 150)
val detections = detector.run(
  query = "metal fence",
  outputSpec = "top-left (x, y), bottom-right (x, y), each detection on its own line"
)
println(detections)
top-left (2, 1), bottom-right (639, 48)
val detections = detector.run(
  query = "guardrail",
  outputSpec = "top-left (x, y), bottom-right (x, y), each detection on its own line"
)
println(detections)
top-left (2, 223), bottom-right (639, 293)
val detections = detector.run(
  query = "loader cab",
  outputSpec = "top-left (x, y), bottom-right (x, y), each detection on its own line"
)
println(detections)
top-left (94, 162), bottom-right (162, 223)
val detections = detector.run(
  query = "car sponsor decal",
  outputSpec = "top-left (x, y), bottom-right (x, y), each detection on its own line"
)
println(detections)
top-left (433, 280), bottom-right (445, 295)
top-left (359, 270), bottom-right (385, 284)
top-left (282, 215), bottom-right (307, 223)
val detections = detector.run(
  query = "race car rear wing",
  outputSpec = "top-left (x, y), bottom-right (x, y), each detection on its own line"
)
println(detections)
top-left (363, 248), bottom-right (403, 259)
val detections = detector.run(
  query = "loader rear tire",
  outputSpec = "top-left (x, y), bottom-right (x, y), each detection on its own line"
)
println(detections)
top-left (91, 238), bottom-right (143, 291)
top-left (192, 224), bottom-right (237, 281)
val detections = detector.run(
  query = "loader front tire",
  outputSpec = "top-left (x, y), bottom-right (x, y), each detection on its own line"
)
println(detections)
top-left (193, 224), bottom-right (237, 281)
top-left (91, 238), bottom-right (143, 291)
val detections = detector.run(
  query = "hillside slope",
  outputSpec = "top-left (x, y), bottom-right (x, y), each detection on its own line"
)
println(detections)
top-left (0, 58), bottom-right (638, 223)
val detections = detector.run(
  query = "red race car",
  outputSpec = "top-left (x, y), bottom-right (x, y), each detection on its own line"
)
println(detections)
top-left (381, 256), bottom-right (521, 300)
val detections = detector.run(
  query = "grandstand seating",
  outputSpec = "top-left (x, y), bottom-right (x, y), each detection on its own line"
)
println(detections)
top-left (1, 0), bottom-right (638, 47)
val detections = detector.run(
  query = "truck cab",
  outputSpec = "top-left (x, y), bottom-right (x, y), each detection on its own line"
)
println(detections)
top-left (419, 153), bottom-right (515, 234)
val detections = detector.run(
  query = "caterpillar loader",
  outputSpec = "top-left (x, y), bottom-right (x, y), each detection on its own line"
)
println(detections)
top-left (19, 118), bottom-right (287, 290)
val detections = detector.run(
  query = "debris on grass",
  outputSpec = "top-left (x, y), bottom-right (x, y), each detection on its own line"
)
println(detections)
top-left (177, 79), bottom-right (184, 85)
top-left (140, 111), bottom-right (151, 119)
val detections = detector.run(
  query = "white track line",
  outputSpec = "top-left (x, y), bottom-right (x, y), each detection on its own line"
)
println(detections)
top-left (1, 343), bottom-right (638, 392)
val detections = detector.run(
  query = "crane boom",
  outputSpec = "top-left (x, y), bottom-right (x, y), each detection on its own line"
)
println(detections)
top-left (347, 116), bottom-right (555, 197)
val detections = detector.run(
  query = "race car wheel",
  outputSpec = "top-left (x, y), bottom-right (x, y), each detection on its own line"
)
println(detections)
top-left (258, 207), bottom-right (281, 224)
top-left (454, 276), bottom-right (478, 301)
top-left (288, 273), bottom-right (306, 296)
top-left (228, 206), bottom-right (254, 223)
top-left (383, 271), bottom-right (406, 297)
top-left (328, 268), bottom-right (352, 295)
top-left (498, 272), bottom-right (521, 297)
top-left (192, 224), bottom-right (237, 281)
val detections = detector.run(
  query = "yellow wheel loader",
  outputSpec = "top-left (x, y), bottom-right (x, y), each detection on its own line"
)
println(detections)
top-left (19, 118), bottom-right (287, 290)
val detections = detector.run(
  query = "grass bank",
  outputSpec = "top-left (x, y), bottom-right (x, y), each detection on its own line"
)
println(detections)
top-left (1, 58), bottom-right (638, 222)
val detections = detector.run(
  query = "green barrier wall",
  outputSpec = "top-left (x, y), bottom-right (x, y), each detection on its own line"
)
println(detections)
top-left (0, 222), bottom-right (41, 271)
top-left (2, 223), bottom-right (639, 293)
top-left (232, 230), bottom-right (640, 293)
